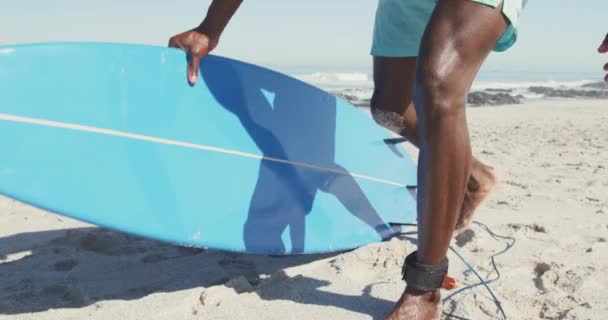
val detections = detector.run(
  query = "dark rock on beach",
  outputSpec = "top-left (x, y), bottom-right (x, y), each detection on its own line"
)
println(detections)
top-left (485, 88), bottom-right (514, 93)
top-left (467, 91), bottom-right (524, 106)
top-left (581, 81), bottom-right (607, 89)
top-left (528, 86), bottom-right (608, 99)
top-left (335, 81), bottom-right (608, 109)
top-left (334, 92), bottom-right (371, 107)
top-left (353, 99), bottom-right (371, 108)
top-left (334, 93), bottom-right (360, 102)
top-left (338, 91), bottom-right (525, 108)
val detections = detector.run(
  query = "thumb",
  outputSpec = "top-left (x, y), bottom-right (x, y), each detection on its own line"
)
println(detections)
top-left (187, 53), bottom-right (202, 85)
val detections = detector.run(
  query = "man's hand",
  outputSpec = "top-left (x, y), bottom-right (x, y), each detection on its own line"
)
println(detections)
top-left (168, 30), bottom-right (217, 85)
top-left (167, 0), bottom-right (242, 86)
top-left (599, 33), bottom-right (608, 83)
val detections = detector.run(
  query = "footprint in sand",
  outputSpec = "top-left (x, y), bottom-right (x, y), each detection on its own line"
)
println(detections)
top-left (455, 229), bottom-right (476, 247)
top-left (42, 284), bottom-right (86, 307)
top-left (218, 258), bottom-right (260, 285)
top-left (12, 284), bottom-right (89, 309)
top-left (533, 262), bottom-right (552, 293)
top-left (140, 247), bottom-right (205, 263)
top-left (199, 276), bottom-right (255, 308)
top-left (532, 262), bottom-right (596, 295)
top-left (508, 223), bottom-right (548, 234)
top-left (77, 230), bottom-right (148, 256)
top-left (49, 229), bottom-right (177, 257)
top-left (52, 259), bottom-right (79, 272)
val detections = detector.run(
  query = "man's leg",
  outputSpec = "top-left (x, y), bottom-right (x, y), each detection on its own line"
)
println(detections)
top-left (386, 1), bottom-right (508, 319)
top-left (371, 57), bottom-right (419, 146)
top-left (371, 57), bottom-right (496, 232)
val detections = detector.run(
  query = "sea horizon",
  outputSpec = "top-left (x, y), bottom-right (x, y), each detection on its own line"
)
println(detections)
top-left (264, 66), bottom-right (607, 107)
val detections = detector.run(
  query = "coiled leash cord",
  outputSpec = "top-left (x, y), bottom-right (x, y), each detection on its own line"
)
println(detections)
top-left (389, 221), bottom-right (515, 320)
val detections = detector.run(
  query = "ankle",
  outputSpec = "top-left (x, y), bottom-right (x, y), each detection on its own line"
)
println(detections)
top-left (405, 287), bottom-right (442, 303)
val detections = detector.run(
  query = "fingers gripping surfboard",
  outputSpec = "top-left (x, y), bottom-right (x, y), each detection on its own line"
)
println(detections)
top-left (0, 43), bottom-right (417, 254)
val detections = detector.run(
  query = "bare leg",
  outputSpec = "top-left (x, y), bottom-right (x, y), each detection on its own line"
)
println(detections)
top-left (371, 58), bottom-right (496, 232)
top-left (385, 1), bottom-right (508, 319)
top-left (371, 57), bottom-right (419, 146)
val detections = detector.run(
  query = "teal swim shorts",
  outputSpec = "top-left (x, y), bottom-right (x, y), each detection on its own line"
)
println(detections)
top-left (371, 0), bottom-right (526, 57)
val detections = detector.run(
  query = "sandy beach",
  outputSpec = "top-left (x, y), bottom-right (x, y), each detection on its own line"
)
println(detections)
top-left (1, 99), bottom-right (606, 320)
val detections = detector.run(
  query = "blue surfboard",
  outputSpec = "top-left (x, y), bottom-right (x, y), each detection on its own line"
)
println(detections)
top-left (0, 43), bottom-right (417, 254)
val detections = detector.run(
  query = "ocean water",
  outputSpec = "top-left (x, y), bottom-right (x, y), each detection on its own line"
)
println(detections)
top-left (273, 66), bottom-right (607, 105)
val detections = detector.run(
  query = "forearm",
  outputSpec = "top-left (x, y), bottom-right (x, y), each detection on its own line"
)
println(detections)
top-left (195, 0), bottom-right (243, 41)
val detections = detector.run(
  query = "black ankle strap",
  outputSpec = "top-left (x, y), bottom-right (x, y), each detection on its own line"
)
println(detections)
top-left (402, 251), bottom-right (451, 292)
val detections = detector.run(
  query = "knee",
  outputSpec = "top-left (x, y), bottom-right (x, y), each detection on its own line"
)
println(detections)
top-left (370, 94), bottom-right (407, 134)
top-left (371, 107), bottom-right (407, 134)
top-left (417, 61), bottom-right (467, 122)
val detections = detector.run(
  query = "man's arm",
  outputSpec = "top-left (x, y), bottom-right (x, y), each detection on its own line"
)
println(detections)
top-left (168, 0), bottom-right (243, 85)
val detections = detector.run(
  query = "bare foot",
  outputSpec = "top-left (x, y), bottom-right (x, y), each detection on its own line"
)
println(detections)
top-left (455, 158), bottom-right (497, 232)
top-left (385, 288), bottom-right (441, 320)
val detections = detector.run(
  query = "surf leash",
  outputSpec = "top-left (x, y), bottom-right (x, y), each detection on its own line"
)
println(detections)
top-left (389, 221), bottom-right (515, 320)
top-left (441, 221), bottom-right (515, 320)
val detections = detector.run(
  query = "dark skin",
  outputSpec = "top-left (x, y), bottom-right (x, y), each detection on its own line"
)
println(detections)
top-left (168, 0), bottom-right (242, 85)
top-left (167, 1), bottom-right (532, 319)
top-left (371, 58), bottom-right (496, 234)
top-left (599, 33), bottom-right (608, 83)
top-left (384, 1), bottom-right (508, 318)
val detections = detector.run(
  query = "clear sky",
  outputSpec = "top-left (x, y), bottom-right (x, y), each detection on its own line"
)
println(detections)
top-left (1, 0), bottom-right (606, 74)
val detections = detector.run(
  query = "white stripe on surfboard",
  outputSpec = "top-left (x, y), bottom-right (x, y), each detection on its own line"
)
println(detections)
top-left (0, 113), bottom-right (408, 187)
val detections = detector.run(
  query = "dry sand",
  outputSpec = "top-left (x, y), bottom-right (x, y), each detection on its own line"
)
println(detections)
top-left (1, 99), bottom-right (606, 320)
